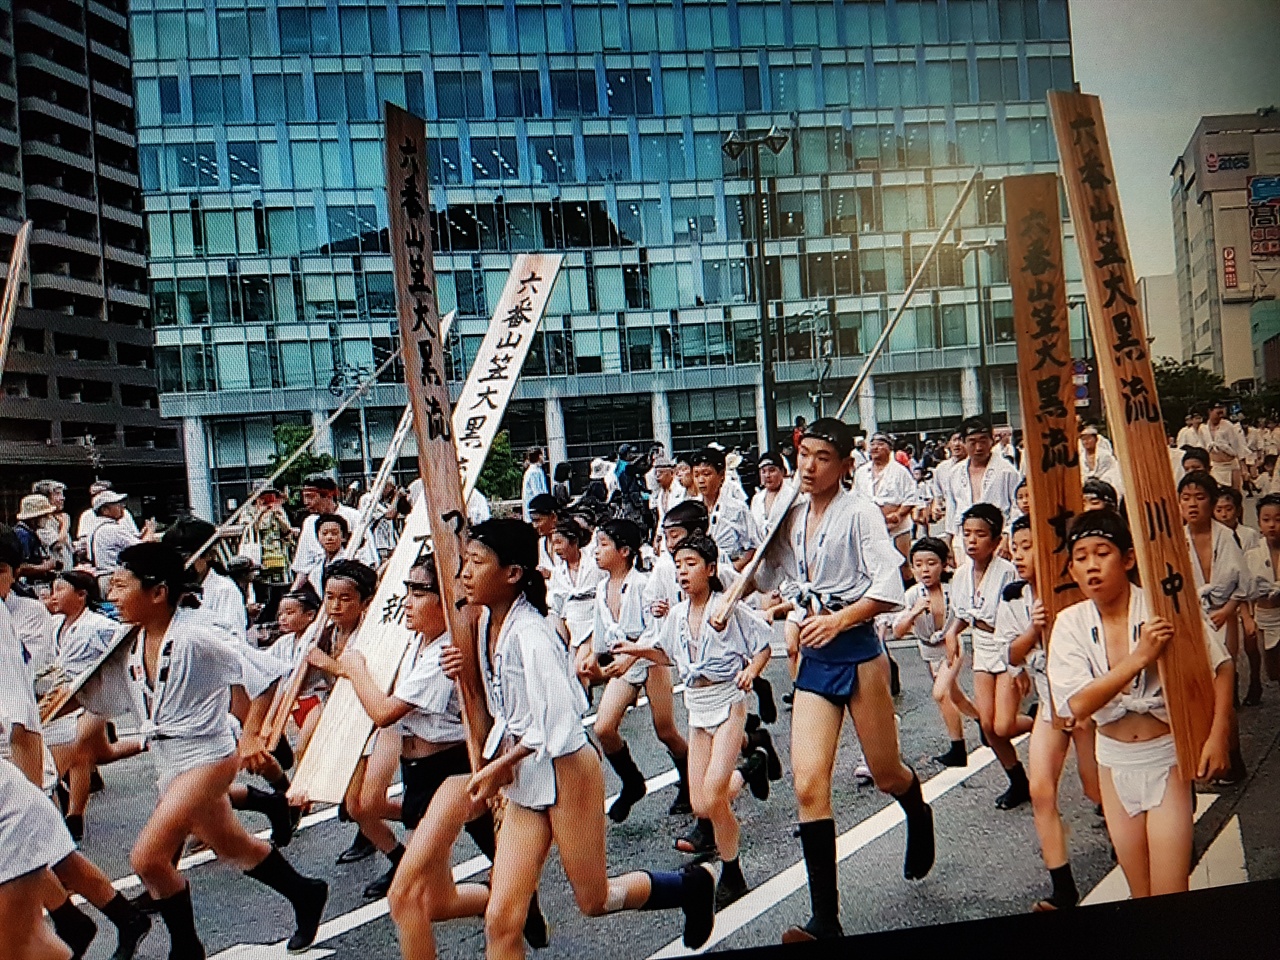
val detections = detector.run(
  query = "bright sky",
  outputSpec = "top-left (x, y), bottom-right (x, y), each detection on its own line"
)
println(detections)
top-left (1069, 0), bottom-right (1280, 279)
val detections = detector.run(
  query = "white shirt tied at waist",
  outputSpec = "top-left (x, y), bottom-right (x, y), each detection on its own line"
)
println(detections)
top-left (1186, 521), bottom-right (1248, 614)
top-left (652, 593), bottom-right (772, 687)
top-left (478, 596), bottom-right (589, 810)
top-left (853, 459), bottom-right (918, 537)
top-left (949, 556), bottom-right (1018, 640)
top-left (547, 546), bottom-right (606, 649)
top-left (756, 488), bottom-right (906, 627)
top-left (51, 608), bottom-right (119, 680)
top-left (592, 567), bottom-right (653, 661)
top-left (704, 494), bottom-right (760, 563)
top-left (393, 633), bottom-right (465, 745)
top-left (943, 455), bottom-right (1023, 536)
top-left (1047, 587), bottom-right (1230, 727)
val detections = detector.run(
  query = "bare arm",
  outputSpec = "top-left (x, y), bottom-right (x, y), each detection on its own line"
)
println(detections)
top-left (339, 651), bottom-right (414, 728)
top-left (1067, 619), bottom-right (1168, 721)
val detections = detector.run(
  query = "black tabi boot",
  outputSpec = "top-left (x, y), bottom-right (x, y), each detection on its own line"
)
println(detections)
top-left (336, 828), bottom-right (377, 864)
top-left (782, 819), bottom-right (842, 943)
top-left (739, 746), bottom-right (770, 801)
top-left (894, 772), bottom-right (936, 881)
top-left (995, 761), bottom-right (1031, 810)
top-left (245, 847), bottom-right (328, 954)
top-left (1033, 863), bottom-right (1079, 911)
top-left (605, 744), bottom-right (648, 822)
top-left (669, 752), bottom-right (692, 816)
top-left (715, 856), bottom-right (749, 910)
top-left (49, 898), bottom-right (97, 960)
top-left (65, 812), bottom-right (85, 843)
top-left (745, 722), bottom-right (783, 781)
top-left (363, 844), bottom-right (404, 900)
top-left (154, 885), bottom-right (205, 960)
top-left (933, 739), bottom-right (968, 768)
top-left (101, 891), bottom-right (153, 960)
top-left (236, 784), bottom-right (295, 848)
top-left (753, 676), bottom-right (778, 724)
top-left (675, 818), bottom-right (716, 856)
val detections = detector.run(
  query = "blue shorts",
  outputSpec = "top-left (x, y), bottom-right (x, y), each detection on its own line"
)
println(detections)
top-left (795, 622), bottom-right (884, 706)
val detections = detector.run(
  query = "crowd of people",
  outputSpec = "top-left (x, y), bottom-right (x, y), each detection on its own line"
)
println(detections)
top-left (0, 401), bottom-right (1271, 959)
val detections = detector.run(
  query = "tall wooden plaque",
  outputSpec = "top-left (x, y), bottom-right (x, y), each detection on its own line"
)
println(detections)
top-left (1049, 91), bottom-right (1215, 777)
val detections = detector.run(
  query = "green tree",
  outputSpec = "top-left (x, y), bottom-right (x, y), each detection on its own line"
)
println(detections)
top-left (1152, 358), bottom-right (1226, 435)
top-left (268, 422), bottom-right (336, 509)
top-left (476, 430), bottom-right (522, 501)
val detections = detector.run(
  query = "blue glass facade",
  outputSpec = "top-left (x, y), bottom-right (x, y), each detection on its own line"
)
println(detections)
top-left (132, 0), bottom-right (1083, 513)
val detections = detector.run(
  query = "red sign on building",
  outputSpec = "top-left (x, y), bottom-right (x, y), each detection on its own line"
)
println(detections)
top-left (1223, 247), bottom-right (1238, 289)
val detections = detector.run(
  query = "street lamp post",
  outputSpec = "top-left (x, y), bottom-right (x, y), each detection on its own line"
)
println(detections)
top-left (792, 304), bottom-right (834, 418)
top-left (725, 126), bottom-right (790, 448)
top-left (957, 237), bottom-right (999, 423)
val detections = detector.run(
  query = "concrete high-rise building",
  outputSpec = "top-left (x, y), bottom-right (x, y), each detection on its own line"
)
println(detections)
top-left (1170, 108), bottom-right (1280, 389)
top-left (129, 0), bottom-right (1082, 516)
top-left (0, 0), bottom-right (183, 518)
top-left (1137, 274), bottom-right (1180, 363)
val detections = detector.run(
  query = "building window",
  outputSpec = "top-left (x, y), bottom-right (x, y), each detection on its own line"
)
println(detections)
top-left (716, 67), bottom-right (761, 114)
top-left (550, 69), bottom-right (598, 116)
top-left (470, 136), bottom-right (520, 181)
top-left (435, 71), bottom-right (485, 119)
top-left (669, 387), bottom-right (756, 454)
top-left (528, 134), bottom-right (576, 184)
top-left (494, 70), bottom-right (543, 118)
top-left (583, 134), bottom-right (631, 182)
top-left (606, 68), bottom-right (653, 116)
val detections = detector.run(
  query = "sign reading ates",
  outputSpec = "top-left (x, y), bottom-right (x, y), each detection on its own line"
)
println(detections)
top-left (1004, 174), bottom-right (1083, 629)
top-left (1049, 91), bottom-right (1216, 779)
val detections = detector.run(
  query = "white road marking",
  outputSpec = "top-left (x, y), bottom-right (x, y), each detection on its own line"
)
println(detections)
top-left (1190, 814), bottom-right (1247, 889)
top-left (1079, 793), bottom-right (1220, 905)
top-left (208, 768), bottom-right (682, 957)
top-left (647, 736), bottom-right (1030, 958)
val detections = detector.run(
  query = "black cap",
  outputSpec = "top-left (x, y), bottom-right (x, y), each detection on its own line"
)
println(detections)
top-left (527, 493), bottom-right (560, 518)
top-left (960, 416), bottom-right (992, 438)
top-left (801, 418), bottom-right (855, 458)
top-left (758, 450), bottom-right (786, 470)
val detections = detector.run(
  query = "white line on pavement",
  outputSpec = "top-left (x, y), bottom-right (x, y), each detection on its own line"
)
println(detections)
top-left (1079, 793), bottom-right (1222, 905)
top-left (647, 735), bottom-right (1029, 958)
top-left (209, 766), bottom-right (683, 958)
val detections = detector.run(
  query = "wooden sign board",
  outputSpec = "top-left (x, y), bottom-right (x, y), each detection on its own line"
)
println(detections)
top-left (0, 220), bottom-right (31, 377)
top-left (1048, 91), bottom-right (1215, 778)
top-left (288, 106), bottom-right (563, 804)
top-left (39, 626), bottom-right (136, 726)
top-left (1004, 174), bottom-right (1084, 615)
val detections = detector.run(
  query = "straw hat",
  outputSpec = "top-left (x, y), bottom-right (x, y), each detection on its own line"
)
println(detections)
top-left (16, 494), bottom-right (56, 521)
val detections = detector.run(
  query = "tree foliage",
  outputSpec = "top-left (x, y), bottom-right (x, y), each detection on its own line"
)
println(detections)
top-left (268, 423), bottom-right (336, 509)
top-left (1152, 358), bottom-right (1226, 434)
top-left (476, 430), bottom-right (522, 501)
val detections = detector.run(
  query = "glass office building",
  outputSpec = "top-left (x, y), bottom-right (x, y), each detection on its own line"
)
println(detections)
top-left (131, 0), bottom-right (1082, 516)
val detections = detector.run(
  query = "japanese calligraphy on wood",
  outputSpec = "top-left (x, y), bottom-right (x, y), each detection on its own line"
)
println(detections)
top-left (1005, 174), bottom-right (1083, 728)
top-left (288, 107), bottom-right (563, 804)
top-left (1049, 91), bottom-right (1215, 778)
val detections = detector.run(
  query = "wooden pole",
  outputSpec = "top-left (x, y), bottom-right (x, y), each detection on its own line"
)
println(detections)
top-left (0, 221), bottom-right (32, 378)
top-left (1049, 91), bottom-right (1215, 778)
top-left (1003, 173), bottom-right (1084, 725)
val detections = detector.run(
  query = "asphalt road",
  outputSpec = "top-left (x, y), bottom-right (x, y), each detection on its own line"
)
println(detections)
top-left (71, 636), bottom-right (1280, 960)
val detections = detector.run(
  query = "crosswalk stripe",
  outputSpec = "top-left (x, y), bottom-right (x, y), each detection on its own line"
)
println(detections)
top-left (646, 736), bottom-right (1028, 958)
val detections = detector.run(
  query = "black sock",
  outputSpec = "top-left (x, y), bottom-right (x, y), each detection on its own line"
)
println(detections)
top-left (65, 812), bottom-right (85, 842)
top-left (271, 737), bottom-right (295, 772)
top-left (155, 884), bottom-right (204, 957)
top-left (246, 847), bottom-right (314, 907)
top-left (237, 784), bottom-right (278, 813)
top-left (722, 856), bottom-right (745, 887)
top-left (49, 899), bottom-right (97, 959)
top-left (101, 891), bottom-right (145, 930)
top-left (387, 843), bottom-right (405, 867)
top-left (465, 810), bottom-right (498, 862)
top-left (267, 772), bottom-right (291, 793)
top-left (797, 819), bottom-right (839, 930)
top-left (948, 738), bottom-right (966, 755)
top-left (1006, 761), bottom-right (1028, 787)
top-left (640, 870), bottom-right (684, 911)
top-left (1049, 863), bottom-right (1078, 906)
top-left (894, 772), bottom-right (927, 819)
top-left (697, 817), bottom-right (715, 842)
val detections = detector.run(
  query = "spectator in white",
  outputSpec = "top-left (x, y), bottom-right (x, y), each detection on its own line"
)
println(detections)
top-left (993, 425), bottom-right (1017, 463)
top-left (1079, 424), bottom-right (1125, 499)
top-left (650, 455), bottom-right (686, 537)
top-left (0, 527), bottom-right (56, 675)
top-left (750, 450), bottom-right (792, 534)
top-left (931, 431), bottom-right (967, 530)
top-left (467, 485), bottom-right (491, 527)
top-left (644, 442), bottom-right (668, 497)
top-left (852, 436), bottom-right (870, 468)
top-left (357, 479), bottom-right (403, 562)
top-left (31, 480), bottom-right (73, 572)
top-left (854, 432), bottom-right (919, 556)
top-left (76, 480), bottom-right (138, 546)
top-left (88, 490), bottom-right (155, 590)
top-left (290, 474), bottom-right (373, 589)
top-left (520, 447), bottom-right (549, 522)
top-left (947, 418), bottom-right (1022, 558)
top-left (584, 457), bottom-right (611, 503)
top-left (1205, 398), bottom-right (1250, 489)
top-left (1176, 407), bottom-right (1210, 451)
top-left (673, 454), bottom-right (695, 499)
top-left (723, 448), bottom-right (749, 503)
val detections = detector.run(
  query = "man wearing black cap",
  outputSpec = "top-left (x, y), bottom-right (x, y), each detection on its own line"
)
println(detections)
top-left (290, 474), bottom-right (372, 591)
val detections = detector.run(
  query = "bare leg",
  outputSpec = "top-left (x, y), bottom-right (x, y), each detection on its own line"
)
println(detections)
top-left (1028, 720), bottom-right (1073, 869)
top-left (973, 671), bottom-right (1019, 769)
top-left (592, 679), bottom-right (639, 755)
top-left (994, 671), bottom-right (1033, 739)
top-left (845, 656), bottom-right (913, 796)
top-left (131, 759), bottom-right (238, 898)
top-left (1144, 766), bottom-right (1194, 897)
top-left (346, 733), bottom-right (403, 854)
top-left (790, 692), bottom-right (844, 821)
top-left (1098, 765), bottom-right (1152, 899)
top-left (1071, 724), bottom-right (1102, 805)
top-left (698, 703), bottom-right (748, 861)
top-left (388, 777), bottom-right (490, 960)
top-left (0, 870), bottom-right (72, 960)
top-left (645, 666), bottom-right (688, 759)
